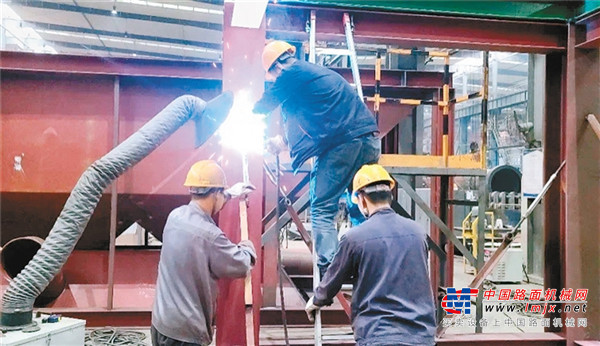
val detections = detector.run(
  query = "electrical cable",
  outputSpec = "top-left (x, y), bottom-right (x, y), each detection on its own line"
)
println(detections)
top-left (85, 328), bottom-right (147, 346)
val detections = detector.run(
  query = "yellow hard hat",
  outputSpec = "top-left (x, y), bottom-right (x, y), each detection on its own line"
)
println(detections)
top-left (184, 160), bottom-right (228, 188)
top-left (352, 164), bottom-right (395, 203)
top-left (262, 40), bottom-right (296, 72)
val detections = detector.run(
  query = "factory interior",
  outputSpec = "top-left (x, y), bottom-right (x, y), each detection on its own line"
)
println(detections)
top-left (0, 0), bottom-right (599, 345)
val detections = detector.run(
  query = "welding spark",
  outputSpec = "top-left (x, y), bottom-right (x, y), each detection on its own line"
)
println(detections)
top-left (217, 90), bottom-right (266, 155)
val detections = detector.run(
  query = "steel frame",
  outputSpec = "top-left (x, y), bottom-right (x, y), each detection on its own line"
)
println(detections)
top-left (262, 3), bottom-right (599, 344)
top-left (2, 1), bottom-right (598, 343)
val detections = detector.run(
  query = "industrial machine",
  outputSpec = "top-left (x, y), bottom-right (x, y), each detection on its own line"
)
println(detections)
top-left (0, 314), bottom-right (85, 346)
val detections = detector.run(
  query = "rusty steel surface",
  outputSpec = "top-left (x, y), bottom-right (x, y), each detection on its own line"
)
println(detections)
top-left (266, 5), bottom-right (567, 53)
top-left (0, 51), bottom-right (222, 80)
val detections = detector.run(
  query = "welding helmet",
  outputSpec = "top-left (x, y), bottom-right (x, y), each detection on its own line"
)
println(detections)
top-left (184, 160), bottom-right (228, 189)
top-left (352, 164), bottom-right (395, 203)
top-left (262, 40), bottom-right (296, 72)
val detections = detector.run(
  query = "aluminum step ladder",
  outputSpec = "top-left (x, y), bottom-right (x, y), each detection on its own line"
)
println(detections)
top-left (307, 10), bottom-right (363, 346)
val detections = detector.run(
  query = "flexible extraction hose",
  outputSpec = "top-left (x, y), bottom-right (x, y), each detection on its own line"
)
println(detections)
top-left (1, 92), bottom-right (233, 329)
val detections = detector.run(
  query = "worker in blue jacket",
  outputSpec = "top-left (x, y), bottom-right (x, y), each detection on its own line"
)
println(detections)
top-left (253, 40), bottom-right (380, 277)
top-left (305, 164), bottom-right (436, 345)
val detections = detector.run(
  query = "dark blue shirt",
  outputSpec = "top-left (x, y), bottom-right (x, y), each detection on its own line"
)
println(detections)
top-left (314, 208), bottom-right (436, 346)
top-left (254, 60), bottom-right (378, 172)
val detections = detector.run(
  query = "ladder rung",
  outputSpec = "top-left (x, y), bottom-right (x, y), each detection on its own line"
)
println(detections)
top-left (316, 48), bottom-right (351, 56)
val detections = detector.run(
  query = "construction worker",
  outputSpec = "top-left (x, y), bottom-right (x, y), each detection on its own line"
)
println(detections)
top-left (305, 164), bottom-right (436, 346)
top-left (151, 160), bottom-right (256, 346)
top-left (253, 40), bottom-right (380, 277)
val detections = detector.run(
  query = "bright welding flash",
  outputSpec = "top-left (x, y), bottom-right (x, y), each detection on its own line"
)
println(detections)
top-left (217, 90), bottom-right (266, 155)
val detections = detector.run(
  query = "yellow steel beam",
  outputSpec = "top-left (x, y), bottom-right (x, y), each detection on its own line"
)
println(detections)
top-left (430, 51), bottom-right (450, 58)
top-left (379, 153), bottom-right (481, 169)
top-left (388, 48), bottom-right (413, 55)
top-left (448, 154), bottom-right (482, 169)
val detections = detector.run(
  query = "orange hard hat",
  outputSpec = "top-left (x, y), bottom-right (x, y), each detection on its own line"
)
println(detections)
top-left (184, 160), bottom-right (228, 188)
top-left (351, 164), bottom-right (395, 203)
top-left (262, 40), bottom-right (296, 72)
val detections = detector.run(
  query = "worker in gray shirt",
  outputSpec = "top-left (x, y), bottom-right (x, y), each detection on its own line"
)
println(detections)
top-left (152, 160), bottom-right (256, 346)
top-left (306, 164), bottom-right (436, 346)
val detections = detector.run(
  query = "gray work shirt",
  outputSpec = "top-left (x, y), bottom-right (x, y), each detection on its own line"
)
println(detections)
top-left (314, 208), bottom-right (436, 346)
top-left (152, 201), bottom-right (256, 345)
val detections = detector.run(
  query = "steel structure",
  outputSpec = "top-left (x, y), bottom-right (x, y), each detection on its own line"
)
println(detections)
top-left (1, 2), bottom-right (600, 345)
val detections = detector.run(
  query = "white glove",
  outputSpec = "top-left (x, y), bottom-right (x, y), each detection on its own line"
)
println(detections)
top-left (265, 135), bottom-right (288, 155)
top-left (305, 296), bottom-right (321, 323)
top-left (225, 182), bottom-right (256, 199)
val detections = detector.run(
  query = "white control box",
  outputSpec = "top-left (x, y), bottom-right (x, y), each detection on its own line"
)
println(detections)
top-left (1, 314), bottom-right (85, 346)
top-left (485, 246), bottom-right (523, 283)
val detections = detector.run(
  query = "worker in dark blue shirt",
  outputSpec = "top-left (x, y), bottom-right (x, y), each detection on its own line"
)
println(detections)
top-left (253, 41), bottom-right (380, 277)
top-left (306, 164), bottom-right (436, 346)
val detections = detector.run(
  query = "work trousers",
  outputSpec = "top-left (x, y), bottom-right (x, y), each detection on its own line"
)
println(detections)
top-left (310, 134), bottom-right (381, 273)
top-left (151, 326), bottom-right (207, 346)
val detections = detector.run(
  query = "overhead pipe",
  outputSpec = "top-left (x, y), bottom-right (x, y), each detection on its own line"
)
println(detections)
top-left (0, 92), bottom-right (233, 330)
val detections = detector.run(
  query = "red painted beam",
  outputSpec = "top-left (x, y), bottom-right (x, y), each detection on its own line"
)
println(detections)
top-left (575, 11), bottom-right (600, 48)
top-left (437, 332), bottom-right (565, 345)
top-left (331, 68), bottom-right (444, 88)
top-left (218, 3), bottom-right (266, 345)
top-left (36, 308), bottom-right (151, 327)
top-left (266, 5), bottom-right (567, 53)
top-left (0, 51), bottom-right (222, 79)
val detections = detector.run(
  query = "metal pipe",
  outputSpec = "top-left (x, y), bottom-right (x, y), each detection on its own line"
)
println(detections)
top-left (309, 10), bottom-right (316, 64)
top-left (0, 92), bottom-right (233, 330)
top-left (343, 13), bottom-right (363, 101)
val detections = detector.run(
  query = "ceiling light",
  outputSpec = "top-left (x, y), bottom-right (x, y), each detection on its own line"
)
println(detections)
top-left (229, 0), bottom-right (268, 29)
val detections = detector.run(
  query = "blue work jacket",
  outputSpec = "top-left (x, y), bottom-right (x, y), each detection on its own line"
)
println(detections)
top-left (254, 60), bottom-right (378, 172)
top-left (314, 208), bottom-right (436, 346)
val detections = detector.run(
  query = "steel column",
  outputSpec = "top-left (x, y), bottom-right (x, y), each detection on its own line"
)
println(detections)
top-left (107, 76), bottom-right (120, 310)
top-left (218, 4), bottom-right (266, 344)
top-left (474, 51), bottom-right (490, 333)
top-left (563, 22), bottom-right (600, 342)
top-left (544, 52), bottom-right (565, 334)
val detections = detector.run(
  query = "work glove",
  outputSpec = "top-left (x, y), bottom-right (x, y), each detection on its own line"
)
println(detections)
top-left (238, 240), bottom-right (257, 265)
top-left (225, 182), bottom-right (256, 199)
top-left (305, 296), bottom-right (321, 323)
top-left (265, 135), bottom-right (288, 155)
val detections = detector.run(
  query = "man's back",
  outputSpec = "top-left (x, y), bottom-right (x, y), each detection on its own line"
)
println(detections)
top-left (256, 59), bottom-right (378, 170)
top-left (316, 208), bottom-right (436, 345)
top-left (152, 202), bottom-right (254, 345)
